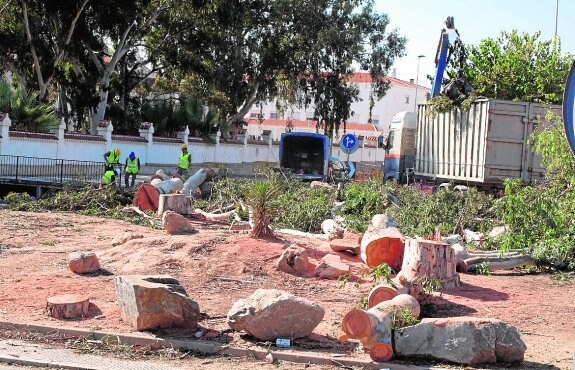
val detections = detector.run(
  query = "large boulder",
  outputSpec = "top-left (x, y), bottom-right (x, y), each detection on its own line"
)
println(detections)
top-left (277, 246), bottom-right (309, 276)
top-left (68, 252), bottom-right (100, 274)
top-left (162, 211), bottom-right (195, 234)
top-left (394, 317), bottom-right (526, 365)
top-left (227, 289), bottom-right (324, 341)
top-left (114, 275), bottom-right (200, 331)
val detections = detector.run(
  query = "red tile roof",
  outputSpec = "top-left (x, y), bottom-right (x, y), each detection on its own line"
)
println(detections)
top-left (348, 72), bottom-right (430, 90)
top-left (246, 118), bottom-right (380, 132)
top-left (9, 131), bottom-right (58, 140)
top-left (64, 133), bottom-right (106, 142)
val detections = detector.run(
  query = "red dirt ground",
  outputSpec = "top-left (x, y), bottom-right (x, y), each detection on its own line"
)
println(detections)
top-left (0, 210), bottom-right (573, 369)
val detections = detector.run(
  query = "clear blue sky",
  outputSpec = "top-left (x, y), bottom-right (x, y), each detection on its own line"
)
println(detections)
top-left (375, 0), bottom-right (575, 86)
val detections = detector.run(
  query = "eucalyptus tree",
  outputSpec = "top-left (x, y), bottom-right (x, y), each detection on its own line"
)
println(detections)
top-left (152, 0), bottom-right (406, 137)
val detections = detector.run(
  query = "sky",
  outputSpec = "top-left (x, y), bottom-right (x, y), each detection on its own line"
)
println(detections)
top-left (374, 0), bottom-right (575, 87)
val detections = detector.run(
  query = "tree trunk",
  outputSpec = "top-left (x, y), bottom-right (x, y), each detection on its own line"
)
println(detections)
top-left (46, 294), bottom-right (90, 319)
top-left (133, 183), bottom-right (160, 212)
top-left (360, 225), bottom-right (405, 271)
top-left (464, 256), bottom-right (536, 273)
top-left (399, 238), bottom-right (460, 290)
top-left (341, 294), bottom-right (420, 362)
top-left (367, 281), bottom-right (409, 309)
top-left (157, 194), bottom-right (193, 216)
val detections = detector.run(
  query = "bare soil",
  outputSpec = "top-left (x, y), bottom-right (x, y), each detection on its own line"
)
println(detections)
top-left (0, 210), bottom-right (573, 369)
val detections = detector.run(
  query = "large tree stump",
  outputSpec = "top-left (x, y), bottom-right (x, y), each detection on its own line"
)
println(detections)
top-left (157, 194), bottom-right (193, 216)
top-left (133, 184), bottom-right (160, 212)
top-left (360, 226), bottom-right (404, 271)
top-left (46, 294), bottom-right (90, 319)
top-left (400, 238), bottom-right (460, 290)
top-left (341, 294), bottom-right (420, 362)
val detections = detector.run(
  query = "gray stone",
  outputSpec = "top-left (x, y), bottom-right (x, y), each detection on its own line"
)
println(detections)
top-left (277, 246), bottom-right (309, 276)
top-left (114, 275), bottom-right (200, 331)
top-left (227, 289), bottom-right (324, 341)
top-left (371, 214), bottom-right (396, 229)
top-left (68, 252), bottom-right (100, 274)
top-left (394, 317), bottom-right (526, 365)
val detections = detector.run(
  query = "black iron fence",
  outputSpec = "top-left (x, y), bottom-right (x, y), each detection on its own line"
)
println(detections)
top-left (0, 155), bottom-right (107, 186)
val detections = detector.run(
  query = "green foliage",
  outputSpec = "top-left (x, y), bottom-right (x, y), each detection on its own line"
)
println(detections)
top-left (472, 261), bottom-right (492, 276)
top-left (419, 278), bottom-right (442, 294)
top-left (272, 181), bottom-right (332, 233)
top-left (337, 180), bottom-right (385, 232)
top-left (531, 112), bottom-right (575, 184)
top-left (464, 31), bottom-right (572, 104)
top-left (426, 92), bottom-right (478, 115)
top-left (364, 263), bottom-right (393, 284)
top-left (386, 184), bottom-right (496, 237)
top-left (6, 185), bottom-right (157, 228)
top-left (244, 177), bottom-right (282, 238)
top-left (356, 295), bottom-right (369, 310)
top-left (494, 178), bottom-right (575, 269)
top-left (389, 306), bottom-right (420, 330)
top-left (0, 80), bottom-right (59, 133)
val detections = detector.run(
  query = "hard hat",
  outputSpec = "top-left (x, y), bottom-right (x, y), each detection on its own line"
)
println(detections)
top-left (181, 144), bottom-right (188, 150)
top-left (114, 148), bottom-right (121, 156)
top-left (129, 152), bottom-right (135, 159)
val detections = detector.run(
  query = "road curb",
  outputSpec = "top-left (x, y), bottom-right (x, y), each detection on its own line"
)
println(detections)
top-left (0, 354), bottom-right (88, 370)
top-left (0, 320), bottom-right (427, 369)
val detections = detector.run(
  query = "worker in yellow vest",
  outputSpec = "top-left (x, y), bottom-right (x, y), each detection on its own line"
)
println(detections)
top-left (103, 147), bottom-right (121, 171)
top-left (124, 152), bottom-right (140, 188)
top-left (99, 169), bottom-right (117, 188)
top-left (177, 144), bottom-right (191, 176)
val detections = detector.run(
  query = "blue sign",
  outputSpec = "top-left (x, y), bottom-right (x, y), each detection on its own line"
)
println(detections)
top-left (564, 60), bottom-right (575, 156)
top-left (340, 133), bottom-right (359, 154)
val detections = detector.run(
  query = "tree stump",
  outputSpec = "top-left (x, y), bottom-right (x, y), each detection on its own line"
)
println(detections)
top-left (360, 226), bottom-right (404, 271)
top-left (46, 294), bottom-right (90, 319)
top-left (341, 294), bottom-right (420, 362)
top-left (157, 194), bottom-right (193, 216)
top-left (133, 184), bottom-right (160, 212)
top-left (400, 238), bottom-right (460, 290)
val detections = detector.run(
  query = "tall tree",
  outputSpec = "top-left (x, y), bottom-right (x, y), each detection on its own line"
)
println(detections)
top-left (0, 0), bottom-right (89, 100)
top-left (151, 0), bottom-right (405, 137)
top-left (464, 31), bottom-right (572, 104)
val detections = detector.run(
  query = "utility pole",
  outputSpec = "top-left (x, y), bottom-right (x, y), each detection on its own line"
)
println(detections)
top-left (555, 0), bottom-right (559, 39)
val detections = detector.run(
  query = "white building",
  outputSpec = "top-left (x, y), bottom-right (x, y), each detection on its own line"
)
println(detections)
top-left (244, 71), bottom-right (430, 140)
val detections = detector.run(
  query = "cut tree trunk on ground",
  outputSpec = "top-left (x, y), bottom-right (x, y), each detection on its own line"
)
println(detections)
top-left (360, 226), bottom-right (405, 271)
top-left (465, 256), bottom-right (536, 273)
top-left (46, 294), bottom-right (90, 319)
top-left (400, 238), bottom-right (460, 290)
top-left (190, 209), bottom-right (236, 222)
top-left (133, 184), bottom-right (160, 212)
top-left (341, 294), bottom-right (420, 362)
top-left (367, 282), bottom-right (409, 309)
top-left (157, 194), bottom-right (192, 216)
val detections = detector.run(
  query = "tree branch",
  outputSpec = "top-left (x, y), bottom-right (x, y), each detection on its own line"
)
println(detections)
top-left (227, 81), bottom-right (260, 124)
top-left (21, 0), bottom-right (44, 91)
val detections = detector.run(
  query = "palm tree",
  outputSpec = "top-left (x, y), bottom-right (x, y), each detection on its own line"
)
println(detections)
top-left (244, 179), bottom-right (281, 239)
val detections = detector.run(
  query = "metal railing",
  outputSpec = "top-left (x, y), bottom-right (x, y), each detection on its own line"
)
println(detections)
top-left (0, 155), bottom-right (105, 186)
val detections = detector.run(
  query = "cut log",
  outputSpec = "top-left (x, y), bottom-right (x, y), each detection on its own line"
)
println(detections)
top-left (151, 178), bottom-right (184, 194)
top-left (360, 226), bottom-right (405, 271)
top-left (133, 183), bottom-right (160, 212)
top-left (190, 208), bottom-right (236, 222)
top-left (157, 194), bottom-right (193, 216)
top-left (400, 238), bottom-right (460, 290)
top-left (46, 294), bottom-right (90, 319)
top-left (465, 256), bottom-right (536, 272)
top-left (367, 281), bottom-right (409, 308)
top-left (341, 294), bottom-right (420, 362)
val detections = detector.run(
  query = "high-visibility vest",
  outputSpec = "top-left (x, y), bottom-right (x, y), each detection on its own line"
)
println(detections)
top-left (126, 158), bottom-right (139, 174)
top-left (101, 170), bottom-right (115, 185)
top-left (179, 153), bottom-right (190, 169)
top-left (106, 151), bottom-right (119, 166)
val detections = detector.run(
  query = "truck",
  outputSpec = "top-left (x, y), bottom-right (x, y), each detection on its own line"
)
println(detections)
top-left (278, 132), bottom-right (355, 183)
top-left (383, 99), bottom-right (561, 187)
